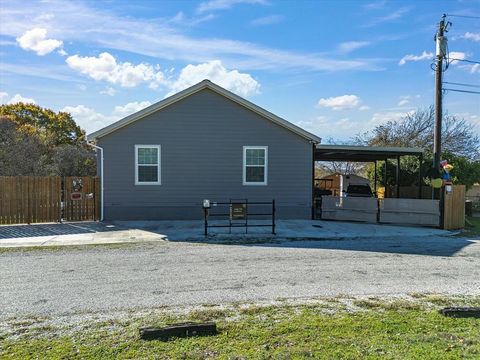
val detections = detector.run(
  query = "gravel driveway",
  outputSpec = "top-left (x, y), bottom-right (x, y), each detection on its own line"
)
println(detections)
top-left (1, 236), bottom-right (479, 320)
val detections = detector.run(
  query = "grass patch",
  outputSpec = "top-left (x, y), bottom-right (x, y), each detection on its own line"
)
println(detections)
top-left (408, 293), bottom-right (480, 307)
top-left (353, 298), bottom-right (423, 311)
top-left (2, 298), bottom-right (480, 359)
top-left (0, 242), bottom-right (155, 254)
top-left (461, 216), bottom-right (480, 238)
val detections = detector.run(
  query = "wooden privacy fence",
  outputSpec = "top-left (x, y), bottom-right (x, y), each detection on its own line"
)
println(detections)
top-left (0, 177), bottom-right (61, 224)
top-left (443, 185), bottom-right (465, 230)
top-left (0, 176), bottom-right (100, 225)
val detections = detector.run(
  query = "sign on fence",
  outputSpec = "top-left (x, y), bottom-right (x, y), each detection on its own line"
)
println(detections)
top-left (230, 203), bottom-right (246, 220)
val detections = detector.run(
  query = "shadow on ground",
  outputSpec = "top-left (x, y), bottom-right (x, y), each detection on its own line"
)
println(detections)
top-left (127, 220), bottom-right (477, 258)
top-left (1, 220), bottom-right (477, 258)
top-left (0, 222), bottom-right (121, 239)
top-left (243, 236), bottom-right (477, 257)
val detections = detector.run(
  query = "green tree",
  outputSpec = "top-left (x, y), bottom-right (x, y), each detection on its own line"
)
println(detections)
top-left (0, 102), bottom-right (85, 147)
top-left (442, 151), bottom-right (480, 190)
top-left (0, 103), bottom-right (96, 177)
top-left (0, 116), bottom-right (48, 175)
top-left (50, 144), bottom-right (96, 177)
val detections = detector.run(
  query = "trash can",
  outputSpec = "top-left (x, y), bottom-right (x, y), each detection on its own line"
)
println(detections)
top-left (465, 200), bottom-right (473, 217)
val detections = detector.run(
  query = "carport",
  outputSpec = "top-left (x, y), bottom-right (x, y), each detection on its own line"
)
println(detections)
top-left (312, 145), bottom-right (440, 227)
top-left (314, 145), bottom-right (424, 199)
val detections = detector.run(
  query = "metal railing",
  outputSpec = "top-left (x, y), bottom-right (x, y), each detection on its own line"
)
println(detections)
top-left (203, 199), bottom-right (275, 236)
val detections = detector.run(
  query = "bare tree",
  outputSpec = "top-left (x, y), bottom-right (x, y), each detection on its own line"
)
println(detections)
top-left (356, 106), bottom-right (479, 159)
top-left (316, 137), bottom-right (366, 176)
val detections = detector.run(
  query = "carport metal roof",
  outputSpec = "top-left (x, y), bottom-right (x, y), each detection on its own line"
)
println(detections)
top-left (315, 145), bottom-right (423, 162)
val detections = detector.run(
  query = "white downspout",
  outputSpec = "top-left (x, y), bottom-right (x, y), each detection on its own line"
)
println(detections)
top-left (87, 142), bottom-right (104, 221)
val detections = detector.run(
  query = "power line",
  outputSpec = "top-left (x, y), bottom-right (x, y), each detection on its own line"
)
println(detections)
top-left (449, 58), bottom-right (480, 65)
top-left (446, 14), bottom-right (480, 19)
top-left (443, 88), bottom-right (480, 95)
top-left (443, 81), bottom-right (480, 88)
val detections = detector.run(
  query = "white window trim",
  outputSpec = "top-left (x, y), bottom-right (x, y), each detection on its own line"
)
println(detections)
top-left (243, 146), bottom-right (268, 186)
top-left (135, 145), bottom-right (161, 185)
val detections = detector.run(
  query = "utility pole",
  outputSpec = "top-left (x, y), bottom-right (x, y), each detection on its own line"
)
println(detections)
top-left (433, 14), bottom-right (447, 177)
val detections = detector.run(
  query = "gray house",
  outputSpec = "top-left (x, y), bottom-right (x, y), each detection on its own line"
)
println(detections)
top-left (88, 80), bottom-right (321, 220)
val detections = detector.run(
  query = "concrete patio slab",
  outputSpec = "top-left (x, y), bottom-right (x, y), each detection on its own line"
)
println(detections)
top-left (0, 219), bottom-right (454, 248)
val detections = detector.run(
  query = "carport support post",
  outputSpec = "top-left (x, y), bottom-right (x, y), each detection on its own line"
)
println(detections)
top-left (384, 159), bottom-right (388, 198)
top-left (396, 156), bottom-right (400, 198)
top-left (418, 154), bottom-right (423, 199)
top-left (311, 143), bottom-right (316, 220)
top-left (374, 161), bottom-right (377, 195)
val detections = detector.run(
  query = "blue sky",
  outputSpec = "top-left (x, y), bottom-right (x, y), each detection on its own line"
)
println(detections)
top-left (0, 0), bottom-right (479, 139)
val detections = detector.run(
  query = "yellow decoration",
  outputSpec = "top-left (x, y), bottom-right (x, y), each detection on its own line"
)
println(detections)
top-left (431, 178), bottom-right (443, 188)
top-left (443, 164), bottom-right (454, 172)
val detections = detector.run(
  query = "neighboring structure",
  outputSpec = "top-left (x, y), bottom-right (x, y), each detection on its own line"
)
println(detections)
top-left (88, 80), bottom-right (321, 220)
top-left (316, 172), bottom-right (370, 197)
top-left (466, 183), bottom-right (480, 201)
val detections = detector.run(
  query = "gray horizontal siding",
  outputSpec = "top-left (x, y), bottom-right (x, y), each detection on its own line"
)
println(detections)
top-left (98, 89), bottom-right (313, 220)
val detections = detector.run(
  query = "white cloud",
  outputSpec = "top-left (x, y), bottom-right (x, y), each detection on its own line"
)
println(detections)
top-left (112, 101), bottom-right (152, 118)
top-left (8, 94), bottom-right (36, 104)
top-left (62, 100), bottom-right (152, 133)
top-left (16, 28), bottom-right (63, 56)
top-left (167, 60), bottom-right (260, 97)
top-left (454, 112), bottom-right (480, 134)
top-left (1, 1), bottom-right (378, 72)
top-left (64, 53), bottom-right (259, 97)
top-left (317, 95), bottom-right (361, 111)
top-left (359, 105), bottom-right (370, 111)
top-left (169, 11), bottom-right (216, 26)
top-left (197, 0), bottom-right (268, 13)
top-left (364, 7), bottom-right (411, 27)
top-left (65, 53), bottom-right (259, 97)
top-left (337, 41), bottom-right (370, 54)
top-left (100, 87), bottom-right (116, 96)
top-left (369, 110), bottom-right (414, 128)
top-left (448, 51), bottom-right (466, 65)
top-left (0, 92), bottom-right (36, 104)
top-left (363, 1), bottom-right (387, 10)
top-left (398, 51), bottom-right (433, 65)
top-left (466, 63), bottom-right (480, 74)
top-left (462, 32), bottom-right (480, 42)
top-left (250, 15), bottom-right (283, 27)
top-left (66, 52), bottom-right (166, 88)
top-left (296, 115), bottom-right (366, 140)
top-left (397, 95), bottom-right (410, 106)
top-left (0, 92), bottom-right (8, 103)
top-left (62, 105), bottom-right (112, 133)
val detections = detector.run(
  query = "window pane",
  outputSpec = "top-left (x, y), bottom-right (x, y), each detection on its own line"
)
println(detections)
top-left (246, 149), bottom-right (265, 166)
top-left (138, 148), bottom-right (158, 165)
top-left (246, 166), bottom-right (265, 182)
top-left (138, 165), bottom-right (158, 182)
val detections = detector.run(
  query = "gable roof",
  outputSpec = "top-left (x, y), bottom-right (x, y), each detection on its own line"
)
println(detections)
top-left (87, 79), bottom-right (321, 143)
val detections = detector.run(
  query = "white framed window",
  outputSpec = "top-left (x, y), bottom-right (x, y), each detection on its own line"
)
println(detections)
top-left (243, 146), bottom-right (268, 185)
top-left (135, 145), bottom-right (161, 185)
